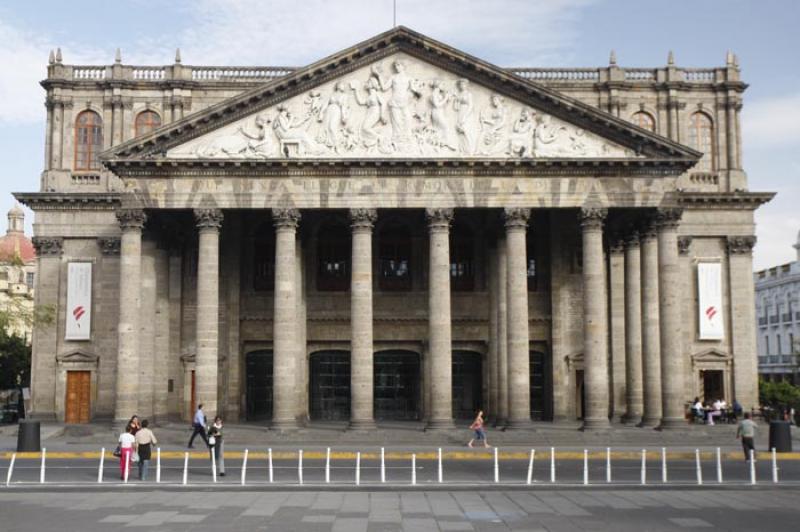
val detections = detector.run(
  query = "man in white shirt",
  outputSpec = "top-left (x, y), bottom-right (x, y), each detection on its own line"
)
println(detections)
top-left (188, 404), bottom-right (208, 448)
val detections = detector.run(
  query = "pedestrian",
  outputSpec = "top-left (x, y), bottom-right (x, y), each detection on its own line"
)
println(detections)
top-left (118, 424), bottom-right (135, 480)
top-left (127, 415), bottom-right (141, 435)
top-left (736, 412), bottom-right (758, 462)
top-left (134, 419), bottom-right (158, 481)
top-left (207, 416), bottom-right (225, 476)
top-left (188, 404), bottom-right (208, 448)
top-left (467, 410), bottom-right (491, 448)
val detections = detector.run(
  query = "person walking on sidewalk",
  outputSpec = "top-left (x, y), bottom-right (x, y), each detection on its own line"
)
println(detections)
top-left (134, 419), bottom-right (158, 481)
top-left (117, 425), bottom-right (135, 480)
top-left (467, 410), bottom-right (491, 448)
top-left (737, 412), bottom-right (758, 461)
top-left (188, 404), bottom-right (208, 448)
top-left (207, 416), bottom-right (226, 476)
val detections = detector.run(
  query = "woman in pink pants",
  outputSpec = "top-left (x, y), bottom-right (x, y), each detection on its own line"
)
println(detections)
top-left (118, 426), bottom-right (135, 480)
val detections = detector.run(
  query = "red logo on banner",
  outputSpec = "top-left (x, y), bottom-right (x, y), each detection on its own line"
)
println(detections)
top-left (72, 306), bottom-right (85, 327)
top-left (705, 306), bottom-right (717, 321)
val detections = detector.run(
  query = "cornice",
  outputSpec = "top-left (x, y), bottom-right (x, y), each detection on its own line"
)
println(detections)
top-left (678, 191), bottom-right (775, 211)
top-left (13, 192), bottom-right (120, 211)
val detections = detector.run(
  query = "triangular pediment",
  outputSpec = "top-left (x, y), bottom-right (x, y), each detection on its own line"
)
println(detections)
top-left (104, 27), bottom-right (700, 167)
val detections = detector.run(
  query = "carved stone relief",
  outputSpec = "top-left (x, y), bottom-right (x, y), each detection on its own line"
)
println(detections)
top-left (168, 54), bottom-right (637, 160)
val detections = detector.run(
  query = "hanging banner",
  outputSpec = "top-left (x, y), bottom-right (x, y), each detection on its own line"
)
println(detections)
top-left (65, 262), bottom-right (92, 340)
top-left (697, 262), bottom-right (724, 340)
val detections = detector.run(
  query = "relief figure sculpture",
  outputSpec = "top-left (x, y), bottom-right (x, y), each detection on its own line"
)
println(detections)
top-left (350, 77), bottom-right (391, 153)
top-left (532, 114), bottom-right (567, 157)
top-left (478, 94), bottom-right (508, 155)
top-left (371, 60), bottom-right (421, 145)
top-left (316, 82), bottom-right (351, 153)
top-left (272, 104), bottom-right (318, 157)
top-left (196, 113), bottom-right (273, 158)
top-left (507, 108), bottom-right (535, 157)
top-left (428, 80), bottom-right (457, 152)
top-left (453, 79), bottom-right (475, 154)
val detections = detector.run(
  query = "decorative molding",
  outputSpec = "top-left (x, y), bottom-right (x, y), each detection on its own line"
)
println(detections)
top-left (726, 235), bottom-right (756, 255)
top-left (13, 192), bottom-right (120, 211)
top-left (349, 208), bottom-right (377, 230)
top-left (194, 208), bottom-right (224, 229)
top-left (56, 349), bottom-right (99, 367)
top-left (678, 236), bottom-right (693, 255)
top-left (503, 207), bottom-right (531, 229)
top-left (97, 237), bottom-right (121, 256)
top-left (272, 208), bottom-right (301, 229)
top-left (116, 208), bottom-right (147, 230)
top-left (655, 207), bottom-right (683, 230)
top-left (679, 191), bottom-right (775, 211)
top-left (32, 236), bottom-right (63, 257)
top-left (579, 207), bottom-right (607, 230)
top-left (426, 207), bottom-right (454, 228)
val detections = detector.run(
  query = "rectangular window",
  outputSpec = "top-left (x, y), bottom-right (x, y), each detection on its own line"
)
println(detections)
top-left (777, 334), bottom-right (782, 355)
top-left (766, 336), bottom-right (770, 355)
top-left (25, 272), bottom-right (34, 288)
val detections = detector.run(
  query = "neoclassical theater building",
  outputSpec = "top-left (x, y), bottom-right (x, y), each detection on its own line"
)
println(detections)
top-left (18, 28), bottom-right (773, 429)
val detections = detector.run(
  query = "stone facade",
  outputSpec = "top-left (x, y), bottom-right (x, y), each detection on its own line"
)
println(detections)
top-left (0, 206), bottom-right (37, 342)
top-left (17, 28), bottom-right (772, 428)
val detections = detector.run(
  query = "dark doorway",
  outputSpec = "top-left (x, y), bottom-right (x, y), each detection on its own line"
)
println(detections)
top-left (310, 351), bottom-right (351, 421)
top-left (702, 370), bottom-right (724, 402)
top-left (245, 350), bottom-right (273, 421)
top-left (452, 351), bottom-right (482, 419)
top-left (374, 351), bottom-right (420, 421)
top-left (530, 351), bottom-right (553, 421)
top-left (576, 370), bottom-right (585, 420)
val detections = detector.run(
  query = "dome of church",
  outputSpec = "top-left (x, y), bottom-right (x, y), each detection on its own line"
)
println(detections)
top-left (0, 206), bottom-right (35, 263)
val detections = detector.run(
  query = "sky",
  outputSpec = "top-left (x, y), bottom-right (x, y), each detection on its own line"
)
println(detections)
top-left (0, 0), bottom-right (797, 270)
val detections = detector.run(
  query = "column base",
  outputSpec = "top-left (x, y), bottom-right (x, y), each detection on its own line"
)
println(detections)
top-left (622, 414), bottom-right (642, 426)
top-left (348, 419), bottom-right (377, 431)
top-left (426, 419), bottom-right (456, 430)
top-left (639, 416), bottom-right (661, 428)
top-left (493, 417), bottom-right (508, 429)
top-left (658, 416), bottom-right (687, 430)
top-left (581, 417), bottom-right (611, 431)
top-left (270, 419), bottom-right (299, 431)
top-left (505, 418), bottom-right (534, 430)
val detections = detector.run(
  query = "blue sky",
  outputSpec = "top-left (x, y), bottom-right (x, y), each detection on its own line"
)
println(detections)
top-left (0, 0), bottom-right (797, 269)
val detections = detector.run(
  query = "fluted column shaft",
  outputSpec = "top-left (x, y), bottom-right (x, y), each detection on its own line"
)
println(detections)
top-left (640, 220), bottom-right (662, 426)
top-left (496, 238), bottom-right (509, 426)
top-left (505, 208), bottom-right (532, 428)
top-left (272, 209), bottom-right (300, 429)
top-left (580, 208), bottom-right (610, 430)
top-left (349, 209), bottom-right (377, 429)
top-left (427, 208), bottom-right (455, 429)
top-left (657, 208), bottom-right (685, 429)
top-left (114, 209), bottom-right (146, 424)
top-left (195, 209), bottom-right (223, 417)
top-left (623, 232), bottom-right (643, 424)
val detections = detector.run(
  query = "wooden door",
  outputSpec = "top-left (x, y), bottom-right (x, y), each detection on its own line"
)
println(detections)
top-left (190, 370), bottom-right (196, 416)
top-left (65, 371), bottom-right (90, 423)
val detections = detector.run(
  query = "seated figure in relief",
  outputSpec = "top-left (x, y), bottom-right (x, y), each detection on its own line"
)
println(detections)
top-left (272, 104), bottom-right (319, 156)
top-left (531, 114), bottom-right (567, 157)
top-left (507, 108), bottom-right (536, 157)
top-left (196, 113), bottom-right (273, 158)
top-left (478, 94), bottom-right (508, 155)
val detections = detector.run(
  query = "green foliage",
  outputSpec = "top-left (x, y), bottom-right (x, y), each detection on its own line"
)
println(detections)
top-left (759, 378), bottom-right (800, 410)
top-left (0, 301), bottom-right (54, 389)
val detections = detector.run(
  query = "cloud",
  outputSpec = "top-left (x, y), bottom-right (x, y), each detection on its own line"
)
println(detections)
top-left (742, 92), bottom-right (800, 149)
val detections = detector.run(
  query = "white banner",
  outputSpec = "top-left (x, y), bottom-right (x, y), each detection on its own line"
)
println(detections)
top-left (65, 262), bottom-right (92, 340)
top-left (697, 262), bottom-right (724, 340)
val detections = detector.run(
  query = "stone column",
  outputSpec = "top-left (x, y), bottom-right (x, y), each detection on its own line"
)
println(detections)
top-left (640, 218), bottom-right (662, 426)
top-left (727, 236), bottom-right (759, 410)
top-left (139, 239), bottom-right (157, 419)
top-left (580, 208), bottom-right (610, 430)
top-left (349, 208), bottom-right (377, 429)
top-left (608, 238), bottom-right (627, 422)
top-left (426, 208), bottom-right (455, 429)
top-left (656, 208), bottom-right (685, 429)
top-left (194, 209), bottom-right (223, 418)
top-left (153, 244), bottom-right (170, 422)
top-left (623, 230), bottom-right (644, 424)
top-left (505, 208), bottom-right (532, 428)
top-left (114, 209), bottom-right (146, 424)
top-left (496, 238), bottom-right (509, 426)
top-left (272, 208), bottom-right (300, 429)
top-left (487, 243), bottom-right (499, 421)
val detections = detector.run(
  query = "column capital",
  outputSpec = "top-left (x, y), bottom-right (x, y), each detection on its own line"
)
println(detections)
top-left (639, 217), bottom-right (658, 240)
top-left (194, 208), bottom-right (223, 230)
top-left (727, 235), bottom-right (756, 255)
top-left (426, 208), bottom-right (454, 229)
top-left (579, 207), bottom-right (607, 230)
top-left (624, 229), bottom-right (641, 249)
top-left (98, 237), bottom-right (121, 256)
top-left (349, 208), bottom-right (377, 230)
top-left (32, 236), bottom-right (63, 257)
top-left (609, 235), bottom-right (625, 254)
top-left (678, 236), bottom-right (693, 255)
top-left (503, 207), bottom-right (531, 229)
top-left (272, 208), bottom-right (301, 229)
top-left (116, 208), bottom-right (147, 230)
top-left (655, 207), bottom-right (683, 230)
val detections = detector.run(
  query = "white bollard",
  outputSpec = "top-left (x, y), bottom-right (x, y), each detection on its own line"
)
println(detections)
top-left (772, 448), bottom-right (778, 484)
top-left (583, 449), bottom-right (588, 486)
top-left (40, 448), bottom-right (46, 484)
top-left (380, 447), bottom-right (386, 483)
top-left (241, 449), bottom-right (249, 486)
top-left (298, 449), bottom-right (303, 485)
top-left (695, 449), bottom-right (702, 486)
top-left (268, 448), bottom-right (274, 483)
top-left (494, 447), bottom-right (500, 484)
top-left (325, 447), bottom-right (331, 484)
top-left (640, 449), bottom-right (646, 485)
top-left (97, 448), bottom-right (105, 484)
top-left (156, 447), bottom-right (161, 484)
top-left (438, 448), bottom-right (443, 484)
top-left (661, 447), bottom-right (667, 483)
top-left (212, 447), bottom-right (217, 483)
top-left (6, 453), bottom-right (16, 487)
top-left (550, 447), bottom-right (556, 483)
top-left (526, 449), bottom-right (535, 485)
top-left (749, 449), bottom-right (756, 485)
top-left (606, 447), bottom-right (611, 483)
top-left (123, 449), bottom-right (130, 484)
top-left (716, 447), bottom-right (722, 484)
top-left (182, 452), bottom-right (188, 485)
top-left (411, 453), bottom-right (416, 486)
top-left (356, 451), bottom-right (361, 486)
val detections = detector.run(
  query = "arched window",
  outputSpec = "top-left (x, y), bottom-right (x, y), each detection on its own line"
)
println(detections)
top-left (252, 223), bottom-right (275, 291)
top-left (317, 222), bottom-right (350, 291)
top-left (689, 112), bottom-right (715, 172)
top-left (135, 110), bottom-right (161, 137)
top-left (74, 110), bottom-right (103, 170)
top-left (450, 223), bottom-right (474, 291)
top-left (631, 111), bottom-right (655, 132)
top-left (378, 222), bottom-right (412, 291)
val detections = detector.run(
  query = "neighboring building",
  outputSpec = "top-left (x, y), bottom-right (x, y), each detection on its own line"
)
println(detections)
top-left (755, 232), bottom-right (800, 384)
top-left (0, 205), bottom-right (36, 342)
top-left (16, 27), bottom-right (773, 428)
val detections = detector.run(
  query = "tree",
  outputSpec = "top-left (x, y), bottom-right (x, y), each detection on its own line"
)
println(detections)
top-left (0, 300), bottom-right (54, 388)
